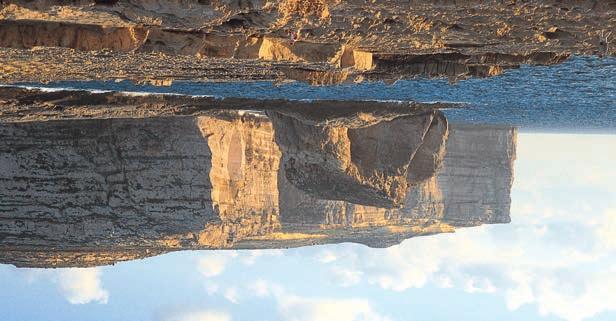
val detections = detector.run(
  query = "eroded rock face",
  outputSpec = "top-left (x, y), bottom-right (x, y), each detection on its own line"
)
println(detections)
top-left (0, 92), bottom-right (517, 267)
top-left (437, 124), bottom-right (517, 226)
top-left (0, 117), bottom-right (217, 246)
top-left (0, 19), bottom-right (148, 51)
top-left (269, 110), bottom-right (448, 208)
top-left (264, 123), bottom-right (516, 248)
top-left (1, 249), bottom-right (167, 268)
top-left (0, 113), bottom-right (281, 255)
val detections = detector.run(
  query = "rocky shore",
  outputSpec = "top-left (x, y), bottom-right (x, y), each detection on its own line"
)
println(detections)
top-left (0, 0), bottom-right (614, 84)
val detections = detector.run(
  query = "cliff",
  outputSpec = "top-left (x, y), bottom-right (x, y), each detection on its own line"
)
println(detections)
top-left (269, 109), bottom-right (448, 208)
top-left (243, 123), bottom-right (515, 249)
top-left (0, 89), bottom-right (517, 267)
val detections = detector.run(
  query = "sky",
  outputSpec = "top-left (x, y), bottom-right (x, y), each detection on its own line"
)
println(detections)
top-left (1, 133), bottom-right (615, 321)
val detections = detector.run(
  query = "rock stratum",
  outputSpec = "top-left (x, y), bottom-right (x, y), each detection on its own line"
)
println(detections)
top-left (0, 87), bottom-right (516, 268)
top-left (0, 0), bottom-right (613, 84)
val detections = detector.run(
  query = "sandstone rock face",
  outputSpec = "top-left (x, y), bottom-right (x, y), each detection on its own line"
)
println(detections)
top-left (0, 94), bottom-right (517, 267)
top-left (258, 37), bottom-right (340, 62)
top-left (0, 19), bottom-right (148, 51)
top-left (197, 113), bottom-right (281, 243)
top-left (437, 124), bottom-right (517, 226)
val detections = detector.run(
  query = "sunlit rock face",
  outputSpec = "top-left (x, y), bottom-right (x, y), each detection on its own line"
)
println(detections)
top-left (195, 113), bottom-right (281, 248)
top-left (0, 113), bottom-right (281, 253)
top-left (262, 123), bottom-right (516, 248)
top-left (269, 110), bottom-right (448, 208)
top-left (0, 95), bottom-right (516, 267)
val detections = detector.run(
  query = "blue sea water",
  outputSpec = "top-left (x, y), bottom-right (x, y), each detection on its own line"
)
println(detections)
top-left (13, 56), bottom-right (616, 132)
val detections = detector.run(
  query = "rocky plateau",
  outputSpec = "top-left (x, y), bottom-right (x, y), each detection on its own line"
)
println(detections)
top-left (0, 0), bottom-right (613, 84)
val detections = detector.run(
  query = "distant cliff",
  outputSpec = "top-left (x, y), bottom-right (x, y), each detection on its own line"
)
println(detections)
top-left (1, 1), bottom-right (612, 84)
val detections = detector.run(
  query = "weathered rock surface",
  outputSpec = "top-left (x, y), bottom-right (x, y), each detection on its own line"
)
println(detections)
top-left (250, 123), bottom-right (516, 248)
top-left (0, 112), bottom-right (283, 267)
top-left (0, 19), bottom-right (148, 51)
top-left (0, 90), bottom-right (517, 267)
top-left (0, 0), bottom-right (613, 84)
top-left (269, 109), bottom-right (448, 208)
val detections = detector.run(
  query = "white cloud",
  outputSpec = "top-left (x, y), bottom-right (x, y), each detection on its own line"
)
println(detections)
top-left (205, 282), bottom-right (220, 295)
top-left (163, 310), bottom-right (231, 321)
top-left (315, 250), bottom-right (337, 263)
top-left (228, 280), bottom-right (390, 321)
top-left (505, 270), bottom-right (535, 310)
top-left (278, 296), bottom-right (391, 321)
top-left (330, 218), bottom-right (616, 321)
top-left (249, 279), bottom-right (273, 298)
top-left (223, 287), bottom-right (240, 304)
top-left (596, 208), bottom-right (616, 250)
top-left (330, 267), bottom-right (362, 287)
top-left (463, 277), bottom-right (496, 294)
top-left (247, 279), bottom-right (285, 299)
top-left (532, 270), bottom-right (616, 321)
top-left (197, 252), bottom-right (238, 278)
top-left (57, 268), bottom-right (109, 305)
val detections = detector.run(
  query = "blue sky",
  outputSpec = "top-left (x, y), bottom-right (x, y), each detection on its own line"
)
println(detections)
top-left (1, 133), bottom-right (615, 321)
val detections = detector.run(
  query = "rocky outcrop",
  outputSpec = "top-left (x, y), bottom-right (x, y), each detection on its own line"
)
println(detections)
top-left (251, 122), bottom-right (516, 248)
top-left (0, 86), bottom-right (442, 123)
top-left (269, 110), bottom-right (448, 208)
top-left (0, 88), bottom-right (517, 267)
top-left (355, 51), bottom-right (570, 80)
top-left (437, 124), bottom-right (517, 226)
top-left (258, 37), bottom-right (340, 62)
top-left (139, 28), bottom-right (263, 57)
top-left (0, 117), bottom-right (217, 246)
top-left (0, 19), bottom-right (148, 51)
top-left (0, 113), bottom-right (281, 252)
top-left (1, 248), bottom-right (167, 268)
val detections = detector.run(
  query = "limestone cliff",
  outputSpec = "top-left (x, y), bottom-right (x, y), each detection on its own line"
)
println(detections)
top-left (269, 109), bottom-right (448, 208)
top-left (0, 91), bottom-right (517, 267)
top-left (0, 113), bottom-right (281, 260)
top-left (248, 122), bottom-right (516, 248)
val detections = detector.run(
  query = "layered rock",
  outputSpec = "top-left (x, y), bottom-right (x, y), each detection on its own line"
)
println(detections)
top-left (0, 92), bottom-right (517, 267)
top-left (269, 109), bottom-right (448, 208)
top-left (241, 123), bottom-right (516, 248)
top-left (0, 86), bottom-right (436, 123)
top-left (0, 19), bottom-right (148, 51)
top-left (0, 113), bottom-right (281, 267)
top-left (0, 0), bottom-right (613, 84)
